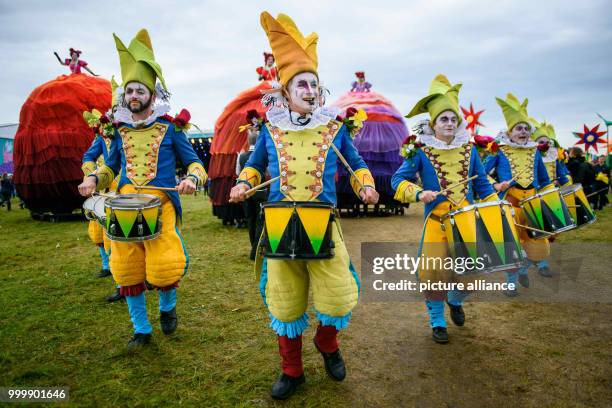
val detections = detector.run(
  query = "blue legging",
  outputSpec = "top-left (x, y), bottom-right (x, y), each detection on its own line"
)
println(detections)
top-left (98, 245), bottom-right (110, 270)
top-left (125, 289), bottom-right (177, 334)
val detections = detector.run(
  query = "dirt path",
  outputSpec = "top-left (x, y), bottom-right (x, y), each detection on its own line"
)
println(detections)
top-left (337, 205), bottom-right (612, 408)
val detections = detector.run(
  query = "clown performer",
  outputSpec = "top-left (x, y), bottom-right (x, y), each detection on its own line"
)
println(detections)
top-left (350, 71), bottom-right (372, 93)
top-left (484, 94), bottom-right (553, 295)
top-left (78, 29), bottom-right (207, 349)
top-left (532, 122), bottom-right (572, 187)
top-left (391, 75), bottom-right (499, 344)
top-left (256, 51), bottom-right (279, 81)
top-left (54, 47), bottom-right (99, 76)
top-left (230, 12), bottom-right (379, 400)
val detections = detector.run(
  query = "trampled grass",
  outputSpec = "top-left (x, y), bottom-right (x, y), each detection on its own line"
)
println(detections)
top-left (1, 195), bottom-right (611, 407)
top-left (0, 195), bottom-right (348, 407)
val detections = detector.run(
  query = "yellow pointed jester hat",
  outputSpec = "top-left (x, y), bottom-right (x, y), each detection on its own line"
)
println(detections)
top-left (532, 121), bottom-right (559, 146)
top-left (113, 29), bottom-right (166, 92)
top-left (495, 93), bottom-right (532, 131)
top-left (110, 75), bottom-right (120, 106)
top-left (406, 74), bottom-right (462, 124)
top-left (260, 12), bottom-right (318, 86)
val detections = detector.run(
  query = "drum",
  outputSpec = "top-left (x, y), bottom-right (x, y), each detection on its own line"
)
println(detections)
top-left (441, 200), bottom-right (527, 275)
top-left (560, 183), bottom-right (596, 228)
top-left (519, 187), bottom-right (575, 239)
top-left (83, 195), bottom-right (108, 226)
top-left (261, 201), bottom-right (335, 259)
top-left (104, 194), bottom-right (162, 241)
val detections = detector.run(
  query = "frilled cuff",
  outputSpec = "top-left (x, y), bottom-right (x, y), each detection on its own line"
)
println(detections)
top-left (350, 168), bottom-right (375, 197)
top-left (95, 164), bottom-right (115, 191)
top-left (237, 166), bottom-right (262, 189)
top-left (81, 161), bottom-right (97, 179)
top-left (186, 162), bottom-right (208, 187)
top-left (393, 180), bottom-right (423, 203)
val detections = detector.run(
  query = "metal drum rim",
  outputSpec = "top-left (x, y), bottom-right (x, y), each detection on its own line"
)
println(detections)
top-left (441, 199), bottom-right (513, 220)
top-left (104, 193), bottom-right (162, 210)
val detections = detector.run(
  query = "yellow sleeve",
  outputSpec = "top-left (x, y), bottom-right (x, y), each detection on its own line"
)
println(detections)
top-left (186, 162), bottom-right (208, 187)
top-left (350, 168), bottom-right (376, 197)
top-left (237, 166), bottom-right (262, 188)
top-left (94, 164), bottom-right (115, 191)
top-left (393, 180), bottom-right (423, 203)
top-left (81, 161), bottom-right (97, 180)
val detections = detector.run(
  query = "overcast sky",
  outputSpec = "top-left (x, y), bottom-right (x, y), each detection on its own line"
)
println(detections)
top-left (1, 0), bottom-right (611, 147)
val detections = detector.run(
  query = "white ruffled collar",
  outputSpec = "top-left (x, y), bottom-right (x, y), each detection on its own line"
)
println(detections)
top-left (114, 103), bottom-right (171, 128)
top-left (266, 106), bottom-right (341, 131)
top-left (541, 146), bottom-right (558, 162)
top-left (497, 131), bottom-right (537, 148)
top-left (412, 119), bottom-right (470, 150)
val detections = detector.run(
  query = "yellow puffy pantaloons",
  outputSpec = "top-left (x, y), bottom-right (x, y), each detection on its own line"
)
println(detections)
top-left (261, 220), bottom-right (359, 324)
top-left (88, 220), bottom-right (104, 245)
top-left (418, 200), bottom-right (480, 286)
top-left (505, 187), bottom-right (550, 262)
top-left (109, 186), bottom-right (188, 288)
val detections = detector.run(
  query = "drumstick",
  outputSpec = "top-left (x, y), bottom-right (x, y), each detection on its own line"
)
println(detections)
top-left (434, 175), bottom-right (478, 196)
top-left (585, 188), bottom-right (610, 199)
top-left (330, 143), bottom-right (365, 191)
top-left (514, 223), bottom-right (555, 236)
top-left (92, 191), bottom-right (115, 198)
top-left (134, 185), bottom-right (178, 192)
top-left (507, 167), bottom-right (530, 184)
top-left (244, 176), bottom-right (281, 196)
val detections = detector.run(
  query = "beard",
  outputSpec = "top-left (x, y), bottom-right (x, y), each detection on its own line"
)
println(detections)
top-left (127, 96), bottom-right (152, 114)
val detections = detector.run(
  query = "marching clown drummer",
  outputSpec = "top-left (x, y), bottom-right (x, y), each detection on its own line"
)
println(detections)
top-left (78, 29), bottom-right (207, 349)
top-left (230, 12), bottom-right (378, 400)
top-left (531, 122), bottom-right (571, 187)
top-left (484, 94), bottom-right (553, 293)
top-left (391, 74), bottom-right (499, 344)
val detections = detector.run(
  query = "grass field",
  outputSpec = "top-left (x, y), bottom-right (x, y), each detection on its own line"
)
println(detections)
top-left (0, 195), bottom-right (611, 407)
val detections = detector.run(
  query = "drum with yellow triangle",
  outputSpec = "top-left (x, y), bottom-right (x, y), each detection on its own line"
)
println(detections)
top-left (104, 194), bottom-right (162, 241)
top-left (441, 201), bottom-right (527, 275)
top-left (261, 201), bottom-right (335, 259)
top-left (560, 183), bottom-right (596, 228)
top-left (519, 187), bottom-right (575, 239)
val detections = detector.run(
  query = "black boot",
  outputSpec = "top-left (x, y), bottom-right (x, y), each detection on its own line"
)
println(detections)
top-left (97, 269), bottom-right (112, 278)
top-left (160, 307), bottom-right (178, 335)
top-left (127, 333), bottom-right (151, 350)
top-left (270, 373), bottom-right (305, 400)
top-left (432, 327), bottom-right (449, 344)
top-left (446, 302), bottom-right (465, 326)
top-left (518, 274), bottom-right (530, 288)
top-left (106, 287), bottom-right (124, 303)
top-left (313, 338), bottom-right (346, 381)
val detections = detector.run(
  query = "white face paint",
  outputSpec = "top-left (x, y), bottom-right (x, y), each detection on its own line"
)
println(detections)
top-left (509, 122), bottom-right (532, 144)
top-left (286, 72), bottom-right (320, 114)
top-left (433, 110), bottom-right (459, 141)
top-left (535, 136), bottom-right (551, 149)
top-left (266, 56), bottom-right (275, 67)
top-left (124, 81), bottom-right (154, 114)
